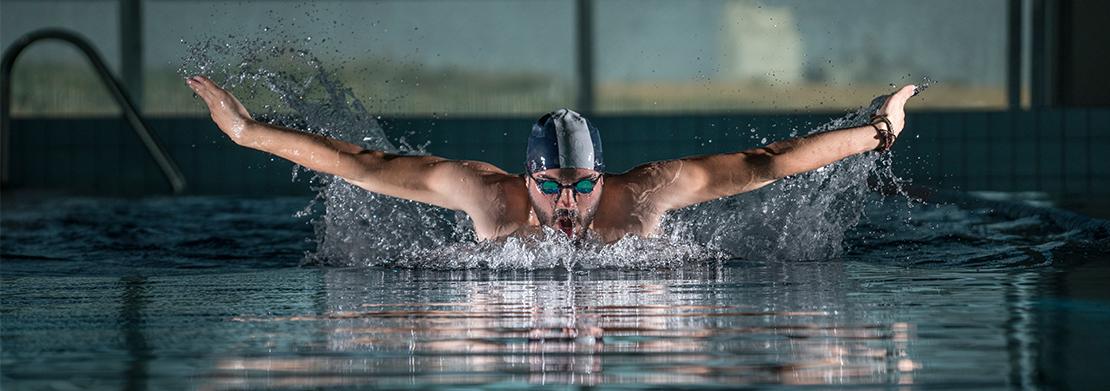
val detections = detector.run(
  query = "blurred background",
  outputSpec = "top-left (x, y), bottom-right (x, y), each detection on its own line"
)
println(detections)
top-left (1, 0), bottom-right (1108, 207)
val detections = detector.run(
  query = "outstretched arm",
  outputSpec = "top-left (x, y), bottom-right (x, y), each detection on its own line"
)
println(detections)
top-left (618, 85), bottom-right (917, 212)
top-left (185, 75), bottom-right (506, 211)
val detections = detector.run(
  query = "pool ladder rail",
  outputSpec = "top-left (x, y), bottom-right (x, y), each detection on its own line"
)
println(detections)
top-left (0, 28), bottom-right (187, 194)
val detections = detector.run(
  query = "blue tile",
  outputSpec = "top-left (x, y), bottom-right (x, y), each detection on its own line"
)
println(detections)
top-left (986, 112), bottom-right (1013, 190)
top-left (1090, 148), bottom-right (1110, 175)
top-left (1090, 109), bottom-right (1110, 140)
top-left (964, 112), bottom-right (989, 141)
top-left (1093, 178), bottom-right (1110, 195)
top-left (1063, 109), bottom-right (1089, 141)
top-left (910, 113), bottom-right (940, 182)
top-left (939, 113), bottom-right (965, 186)
top-left (1012, 111), bottom-right (1038, 189)
top-left (1059, 109), bottom-right (1091, 194)
top-left (1037, 111), bottom-right (1065, 193)
top-left (964, 139), bottom-right (990, 190)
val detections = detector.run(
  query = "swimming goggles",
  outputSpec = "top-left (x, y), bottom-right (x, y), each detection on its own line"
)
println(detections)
top-left (531, 175), bottom-right (599, 195)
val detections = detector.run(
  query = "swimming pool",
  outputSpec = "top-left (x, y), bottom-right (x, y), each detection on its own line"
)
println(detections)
top-left (4, 32), bottom-right (1110, 388)
top-left (3, 192), bottom-right (1108, 389)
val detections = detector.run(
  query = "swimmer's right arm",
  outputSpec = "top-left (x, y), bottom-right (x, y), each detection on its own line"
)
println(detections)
top-left (186, 75), bottom-right (499, 211)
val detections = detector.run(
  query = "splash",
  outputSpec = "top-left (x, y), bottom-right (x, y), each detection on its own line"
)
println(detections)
top-left (179, 38), bottom-right (912, 269)
top-left (666, 98), bottom-right (906, 261)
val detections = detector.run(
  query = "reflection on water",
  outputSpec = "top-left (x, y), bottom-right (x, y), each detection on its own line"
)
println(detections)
top-left (4, 260), bottom-right (1110, 389)
top-left (220, 265), bottom-right (898, 387)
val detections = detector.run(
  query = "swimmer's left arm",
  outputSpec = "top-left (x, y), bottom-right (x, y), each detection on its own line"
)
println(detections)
top-left (631, 85), bottom-right (916, 211)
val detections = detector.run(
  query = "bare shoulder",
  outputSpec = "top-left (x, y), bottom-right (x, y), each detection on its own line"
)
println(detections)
top-left (446, 160), bottom-right (513, 176)
top-left (425, 159), bottom-right (525, 204)
top-left (607, 160), bottom-right (704, 197)
top-left (603, 157), bottom-right (730, 212)
top-left (422, 159), bottom-right (513, 182)
top-left (434, 163), bottom-right (530, 238)
top-left (593, 169), bottom-right (672, 240)
top-left (597, 165), bottom-right (681, 213)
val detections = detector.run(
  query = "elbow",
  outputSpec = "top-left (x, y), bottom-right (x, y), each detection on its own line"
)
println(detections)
top-left (744, 151), bottom-right (781, 181)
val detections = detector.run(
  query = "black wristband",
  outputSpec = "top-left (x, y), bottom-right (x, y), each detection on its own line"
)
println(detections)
top-left (870, 115), bottom-right (896, 152)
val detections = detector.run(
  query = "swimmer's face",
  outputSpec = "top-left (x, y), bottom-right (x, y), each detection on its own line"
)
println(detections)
top-left (527, 168), bottom-right (603, 238)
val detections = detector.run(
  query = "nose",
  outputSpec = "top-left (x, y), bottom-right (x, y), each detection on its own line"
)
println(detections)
top-left (556, 188), bottom-right (577, 208)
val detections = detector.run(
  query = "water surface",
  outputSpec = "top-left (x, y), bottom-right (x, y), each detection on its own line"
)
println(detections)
top-left (3, 194), bottom-right (1109, 389)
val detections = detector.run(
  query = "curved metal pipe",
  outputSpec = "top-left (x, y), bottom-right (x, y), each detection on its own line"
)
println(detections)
top-left (1, 28), bottom-right (187, 193)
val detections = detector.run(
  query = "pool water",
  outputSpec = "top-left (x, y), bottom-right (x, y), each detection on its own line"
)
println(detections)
top-left (2, 193), bottom-right (1109, 389)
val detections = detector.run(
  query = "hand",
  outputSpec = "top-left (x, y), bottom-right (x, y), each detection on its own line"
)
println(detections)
top-left (873, 84), bottom-right (917, 137)
top-left (870, 83), bottom-right (914, 136)
top-left (186, 75), bottom-right (254, 143)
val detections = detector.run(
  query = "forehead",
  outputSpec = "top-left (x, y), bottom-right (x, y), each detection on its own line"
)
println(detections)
top-left (534, 168), bottom-right (599, 181)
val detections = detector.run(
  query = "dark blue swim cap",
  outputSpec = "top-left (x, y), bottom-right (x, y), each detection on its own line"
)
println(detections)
top-left (525, 109), bottom-right (604, 174)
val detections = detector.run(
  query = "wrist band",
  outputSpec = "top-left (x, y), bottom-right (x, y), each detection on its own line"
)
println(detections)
top-left (870, 114), bottom-right (896, 152)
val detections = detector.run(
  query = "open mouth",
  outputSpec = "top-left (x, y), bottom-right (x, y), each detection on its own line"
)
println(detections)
top-left (555, 217), bottom-right (576, 237)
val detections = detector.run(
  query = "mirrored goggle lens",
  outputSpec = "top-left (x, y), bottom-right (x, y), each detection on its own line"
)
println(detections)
top-left (539, 181), bottom-right (560, 194)
top-left (574, 179), bottom-right (595, 193)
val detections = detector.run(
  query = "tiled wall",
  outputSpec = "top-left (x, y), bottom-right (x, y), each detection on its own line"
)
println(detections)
top-left (5, 109), bottom-right (1109, 196)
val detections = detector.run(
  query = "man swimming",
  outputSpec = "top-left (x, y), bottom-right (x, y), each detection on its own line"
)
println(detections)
top-left (186, 75), bottom-right (917, 243)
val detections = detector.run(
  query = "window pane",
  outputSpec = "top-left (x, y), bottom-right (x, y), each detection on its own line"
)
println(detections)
top-left (595, 0), bottom-right (1008, 113)
top-left (1, 0), bottom-right (121, 116)
top-left (143, 0), bottom-right (576, 116)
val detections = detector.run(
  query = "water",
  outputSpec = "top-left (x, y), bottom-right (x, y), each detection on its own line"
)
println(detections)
top-left (4, 38), bottom-right (1110, 388)
top-left (3, 193), bottom-right (1109, 389)
top-left (174, 36), bottom-right (923, 269)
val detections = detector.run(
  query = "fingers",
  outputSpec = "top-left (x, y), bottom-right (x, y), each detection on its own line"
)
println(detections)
top-left (880, 84), bottom-right (917, 111)
top-left (186, 75), bottom-right (221, 93)
top-left (186, 75), bottom-right (230, 109)
top-left (895, 84), bottom-right (917, 99)
top-left (194, 75), bottom-right (218, 90)
top-left (186, 75), bottom-right (213, 88)
top-left (185, 76), bottom-right (212, 101)
top-left (186, 82), bottom-right (211, 110)
top-left (185, 76), bottom-right (202, 93)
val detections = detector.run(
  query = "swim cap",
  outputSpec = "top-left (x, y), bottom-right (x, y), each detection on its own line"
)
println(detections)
top-left (525, 109), bottom-right (604, 174)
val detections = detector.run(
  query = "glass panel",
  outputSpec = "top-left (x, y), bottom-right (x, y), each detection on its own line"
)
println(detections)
top-left (1, 0), bottom-right (121, 116)
top-left (595, 0), bottom-right (1009, 113)
top-left (143, 0), bottom-right (576, 116)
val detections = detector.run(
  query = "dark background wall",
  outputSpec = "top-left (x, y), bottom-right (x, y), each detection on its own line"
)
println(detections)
top-left (3, 0), bottom-right (1110, 199)
top-left (8, 108), bottom-right (1109, 196)
top-left (1059, 0), bottom-right (1110, 106)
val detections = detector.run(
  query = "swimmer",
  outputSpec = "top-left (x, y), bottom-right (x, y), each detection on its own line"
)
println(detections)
top-left (186, 75), bottom-right (916, 243)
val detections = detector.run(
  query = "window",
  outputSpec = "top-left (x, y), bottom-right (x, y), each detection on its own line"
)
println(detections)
top-left (594, 0), bottom-right (1008, 113)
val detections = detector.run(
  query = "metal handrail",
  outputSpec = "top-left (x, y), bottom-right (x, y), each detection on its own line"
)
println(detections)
top-left (1, 28), bottom-right (187, 193)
